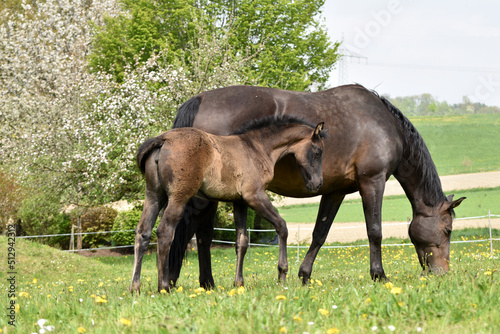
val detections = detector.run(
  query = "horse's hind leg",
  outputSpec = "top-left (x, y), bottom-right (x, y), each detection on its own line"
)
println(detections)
top-left (130, 192), bottom-right (166, 294)
top-left (233, 201), bottom-right (249, 287)
top-left (195, 200), bottom-right (217, 289)
top-left (299, 193), bottom-right (344, 284)
top-left (157, 200), bottom-right (186, 292)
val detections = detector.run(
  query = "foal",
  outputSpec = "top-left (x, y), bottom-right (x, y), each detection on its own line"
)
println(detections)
top-left (130, 116), bottom-right (325, 293)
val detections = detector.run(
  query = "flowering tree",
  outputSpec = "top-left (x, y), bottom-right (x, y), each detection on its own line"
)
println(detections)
top-left (0, 0), bottom-right (255, 235)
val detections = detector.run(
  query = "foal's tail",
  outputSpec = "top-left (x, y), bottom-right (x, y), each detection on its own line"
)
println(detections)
top-left (136, 136), bottom-right (165, 175)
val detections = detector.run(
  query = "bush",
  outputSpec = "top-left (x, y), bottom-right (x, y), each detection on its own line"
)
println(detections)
top-left (112, 206), bottom-right (159, 246)
top-left (49, 213), bottom-right (72, 249)
top-left (73, 207), bottom-right (118, 248)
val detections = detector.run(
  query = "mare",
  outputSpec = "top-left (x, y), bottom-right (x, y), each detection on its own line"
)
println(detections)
top-left (165, 84), bottom-right (465, 288)
top-left (130, 116), bottom-right (326, 292)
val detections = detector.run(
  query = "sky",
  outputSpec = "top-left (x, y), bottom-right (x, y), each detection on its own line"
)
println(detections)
top-left (322, 0), bottom-right (500, 107)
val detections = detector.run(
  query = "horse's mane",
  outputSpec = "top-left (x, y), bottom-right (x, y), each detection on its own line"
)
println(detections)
top-left (377, 94), bottom-right (446, 207)
top-left (232, 115), bottom-right (324, 136)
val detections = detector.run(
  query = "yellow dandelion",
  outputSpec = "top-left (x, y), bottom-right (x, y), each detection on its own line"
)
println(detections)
top-left (19, 292), bottom-right (29, 298)
top-left (484, 271), bottom-right (492, 276)
top-left (319, 308), bottom-right (329, 316)
top-left (77, 327), bottom-right (86, 333)
top-left (15, 304), bottom-right (20, 313)
top-left (384, 282), bottom-right (394, 290)
top-left (176, 286), bottom-right (183, 292)
top-left (315, 279), bottom-right (323, 286)
top-left (279, 326), bottom-right (287, 333)
top-left (160, 289), bottom-right (167, 294)
top-left (365, 297), bottom-right (371, 304)
top-left (237, 286), bottom-right (245, 295)
top-left (327, 328), bottom-right (340, 334)
top-left (98, 282), bottom-right (104, 287)
top-left (94, 296), bottom-right (107, 304)
top-left (32, 278), bottom-right (37, 284)
top-left (276, 295), bottom-right (287, 301)
top-left (119, 318), bottom-right (132, 326)
top-left (293, 315), bottom-right (302, 322)
top-left (390, 287), bottom-right (403, 295)
top-left (228, 289), bottom-right (236, 296)
top-left (189, 294), bottom-right (197, 298)
top-left (398, 302), bottom-right (405, 306)
top-left (68, 286), bottom-right (74, 293)
top-left (419, 277), bottom-right (427, 281)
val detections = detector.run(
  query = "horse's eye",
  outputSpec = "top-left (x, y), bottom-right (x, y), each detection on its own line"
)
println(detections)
top-left (444, 228), bottom-right (452, 236)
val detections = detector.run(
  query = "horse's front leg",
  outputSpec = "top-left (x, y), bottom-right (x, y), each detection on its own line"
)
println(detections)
top-left (246, 192), bottom-right (288, 283)
top-left (358, 174), bottom-right (387, 281)
top-left (130, 196), bottom-right (165, 294)
top-left (299, 193), bottom-right (344, 285)
top-left (233, 201), bottom-right (249, 286)
top-left (157, 202), bottom-right (185, 292)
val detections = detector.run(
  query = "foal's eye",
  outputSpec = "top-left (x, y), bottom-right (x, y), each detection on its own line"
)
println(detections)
top-left (444, 228), bottom-right (452, 236)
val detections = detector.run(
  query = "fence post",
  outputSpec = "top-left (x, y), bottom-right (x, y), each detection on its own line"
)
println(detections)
top-left (69, 225), bottom-right (75, 251)
top-left (296, 225), bottom-right (300, 263)
top-left (489, 210), bottom-right (493, 258)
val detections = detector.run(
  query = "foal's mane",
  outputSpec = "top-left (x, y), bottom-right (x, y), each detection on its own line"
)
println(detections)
top-left (377, 93), bottom-right (446, 207)
top-left (232, 115), bottom-right (320, 136)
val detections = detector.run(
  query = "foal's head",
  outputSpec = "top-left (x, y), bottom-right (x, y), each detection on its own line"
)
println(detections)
top-left (289, 122), bottom-right (326, 192)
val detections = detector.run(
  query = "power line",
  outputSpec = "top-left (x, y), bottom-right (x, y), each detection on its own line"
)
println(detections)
top-left (357, 62), bottom-right (500, 73)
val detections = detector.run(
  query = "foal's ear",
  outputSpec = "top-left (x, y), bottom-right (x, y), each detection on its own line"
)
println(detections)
top-left (313, 122), bottom-right (325, 138)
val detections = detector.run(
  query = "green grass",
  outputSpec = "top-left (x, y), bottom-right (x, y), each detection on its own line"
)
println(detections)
top-left (1, 234), bottom-right (499, 333)
top-left (410, 113), bottom-right (500, 175)
top-left (278, 187), bottom-right (500, 223)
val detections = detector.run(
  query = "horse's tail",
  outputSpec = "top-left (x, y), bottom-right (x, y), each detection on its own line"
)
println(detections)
top-left (136, 136), bottom-right (165, 174)
top-left (173, 96), bottom-right (201, 129)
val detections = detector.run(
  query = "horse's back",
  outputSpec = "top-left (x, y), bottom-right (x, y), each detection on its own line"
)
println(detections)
top-left (186, 85), bottom-right (405, 196)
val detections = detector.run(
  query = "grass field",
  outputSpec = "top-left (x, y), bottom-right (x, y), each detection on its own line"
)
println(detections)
top-left (278, 187), bottom-right (500, 224)
top-left (1, 233), bottom-right (499, 333)
top-left (410, 113), bottom-right (500, 175)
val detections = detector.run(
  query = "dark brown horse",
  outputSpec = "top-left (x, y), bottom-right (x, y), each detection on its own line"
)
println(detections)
top-left (165, 84), bottom-right (465, 288)
top-left (130, 116), bottom-right (325, 292)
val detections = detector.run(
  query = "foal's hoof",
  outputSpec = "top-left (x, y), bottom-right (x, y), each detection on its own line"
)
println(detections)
top-left (129, 283), bottom-right (141, 294)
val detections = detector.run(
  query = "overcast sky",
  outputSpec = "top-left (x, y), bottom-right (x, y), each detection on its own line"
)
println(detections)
top-left (322, 0), bottom-right (500, 107)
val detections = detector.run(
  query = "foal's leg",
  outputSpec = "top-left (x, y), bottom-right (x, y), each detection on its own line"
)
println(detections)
top-left (130, 157), bottom-right (167, 294)
top-left (129, 195), bottom-right (165, 293)
top-left (246, 192), bottom-right (289, 283)
top-left (157, 201), bottom-right (186, 292)
top-left (299, 193), bottom-right (344, 284)
top-left (233, 201), bottom-right (249, 287)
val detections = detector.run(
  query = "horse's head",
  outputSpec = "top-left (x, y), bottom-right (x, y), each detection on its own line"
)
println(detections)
top-left (292, 122), bottom-right (326, 192)
top-left (409, 195), bottom-right (465, 274)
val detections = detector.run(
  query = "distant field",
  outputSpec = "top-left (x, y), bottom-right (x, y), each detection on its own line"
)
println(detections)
top-left (278, 187), bottom-right (500, 223)
top-left (410, 113), bottom-right (500, 175)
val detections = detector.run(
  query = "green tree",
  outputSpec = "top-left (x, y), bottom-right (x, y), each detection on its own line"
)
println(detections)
top-left (89, 0), bottom-right (339, 90)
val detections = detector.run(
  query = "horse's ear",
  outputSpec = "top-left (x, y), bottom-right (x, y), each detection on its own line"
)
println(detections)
top-left (313, 122), bottom-right (325, 138)
top-left (443, 195), bottom-right (466, 212)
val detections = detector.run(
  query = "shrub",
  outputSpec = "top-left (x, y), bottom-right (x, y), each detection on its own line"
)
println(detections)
top-left (73, 207), bottom-right (118, 248)
top-left (112, 206), bottom-right (159, 246)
